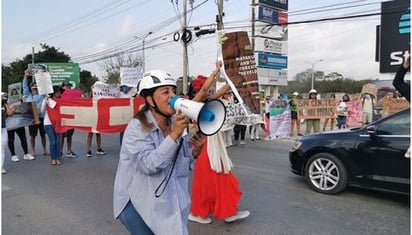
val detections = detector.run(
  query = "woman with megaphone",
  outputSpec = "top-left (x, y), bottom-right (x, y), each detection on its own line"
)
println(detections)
top-left (188, 61), bottom-right (250, 224)
top-left (113, 70), bottom-right (205, 235)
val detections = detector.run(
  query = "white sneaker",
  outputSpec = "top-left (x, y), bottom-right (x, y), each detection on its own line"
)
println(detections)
top-left (224, 210), bottom-right (250, 223)
top-left (23, 154), bottom-right (35, 160)
top-left (188, 214), bottom-right (212, 224)
top-left (11, 155), bottom-right (19, 162)
top-left (2, 168), bottom-right (7, 174)
top-left (239, 141), bottom-right (246, 145)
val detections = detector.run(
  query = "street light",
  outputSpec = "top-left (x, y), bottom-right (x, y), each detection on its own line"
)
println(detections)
top-left (306, 59), bottom-right (323, 90)
top-left (142, 31), bottom-right (152, 72)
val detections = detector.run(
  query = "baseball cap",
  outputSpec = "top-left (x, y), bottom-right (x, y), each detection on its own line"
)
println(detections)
top-left (293, 92), bottom-right (299, 96)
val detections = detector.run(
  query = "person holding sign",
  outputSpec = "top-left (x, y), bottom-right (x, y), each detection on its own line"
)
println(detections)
top-left (23, 69), bottom-right (49, 157)
top-left (188, 61), bottom-right (250, 224)
top-left (42, 85), bottom-right (65, 166)
top-left (304, 89), bottom-right (321, 135)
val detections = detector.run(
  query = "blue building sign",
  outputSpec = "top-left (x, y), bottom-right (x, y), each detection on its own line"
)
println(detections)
top-left (258, 0), bottom-right (288, 11)
top-left (256, 52), bottom-right (288, 69)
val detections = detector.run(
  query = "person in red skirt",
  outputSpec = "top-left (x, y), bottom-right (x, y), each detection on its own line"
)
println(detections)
top-left (188, 61), bottom-right (250, 224)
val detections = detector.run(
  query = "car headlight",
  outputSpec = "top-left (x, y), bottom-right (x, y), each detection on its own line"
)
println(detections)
top-left (290, 140), bottom-right (302, 152)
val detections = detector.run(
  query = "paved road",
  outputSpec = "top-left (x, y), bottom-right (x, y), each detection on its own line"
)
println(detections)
top-left (2, 130), bottom-right (410, 235)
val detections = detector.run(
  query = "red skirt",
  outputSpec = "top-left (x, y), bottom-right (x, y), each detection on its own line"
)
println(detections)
top-left (190, 138), bottom-right (242, 219)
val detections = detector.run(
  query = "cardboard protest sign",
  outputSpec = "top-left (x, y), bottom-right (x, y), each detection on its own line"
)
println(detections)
top-left (92, 82), bottom-right (119, 98)
top-left (345, 100), bottom-right (362, 127)
top-left (8, 83), bottom-right (22, 106)
top-left (381, 98), bottom-right (410, 116)
top-left (219, 31), bottom-right (260, 115)
top-left (361, 83), bottom-right (378, 98)
top-left (297, 99), bottom-right (337, 119)
top-left (120, 67), bottom-right (142, 87)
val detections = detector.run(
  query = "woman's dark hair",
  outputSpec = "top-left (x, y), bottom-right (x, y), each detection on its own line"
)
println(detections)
top-left (134, 88), bottom-right (156, 130)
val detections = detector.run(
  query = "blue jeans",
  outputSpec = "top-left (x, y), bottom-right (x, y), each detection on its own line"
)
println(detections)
top-left (118, 201), bottom-right (153, 235)
top-left (337, 116), bottom-right (347, 129)
top-left (44, 125), bottom-right (61, 160)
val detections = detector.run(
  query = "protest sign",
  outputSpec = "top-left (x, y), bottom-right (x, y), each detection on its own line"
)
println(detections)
top-left (120, 67), bottom-right (142, 87)
top-left (5, 102), bottom-right (38, 130)
top-left (297, 99), bottom-right (336, 119)
top-left (47, 97), bottom-right (145, 133)
top-left (8, 83), bottom-right (22, 106)
top-left (92, 82), bottom-right (119, 98)
top-left (34, 71), bottom-right (54, 95)
top-left (269, 107), bottom-right (291, 139)
top-left (219, 31), bottom-right (261, 115)
top-left (361, 83), bottom-right (378, 98)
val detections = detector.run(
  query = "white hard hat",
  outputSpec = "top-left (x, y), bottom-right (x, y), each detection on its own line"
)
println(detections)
top-left (293, 91), bottom-right (299, 96)
top-left (138, 70), bottom-right (176, 96)
top-left (309, 89), bottom-right (317, 94)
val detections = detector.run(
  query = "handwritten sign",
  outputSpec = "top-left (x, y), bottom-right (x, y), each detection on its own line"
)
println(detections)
top-left (381, 98), bottom-right (410, 116)
top-left (92, 82), bottom-right (119, 98)
top-left (345, 100), bottom-right (362, 126)
top-left (297, 99), bottom-right (337, 119)
top-left (361, 83), bottom-right (378, 98)
top-left (34, 71), bottom-right (54, 95)
top-left (120, 67), bottom-right (142, 87)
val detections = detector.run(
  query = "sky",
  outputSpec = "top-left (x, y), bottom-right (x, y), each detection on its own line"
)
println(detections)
top-left (1, 0), bottom-right (402, 83)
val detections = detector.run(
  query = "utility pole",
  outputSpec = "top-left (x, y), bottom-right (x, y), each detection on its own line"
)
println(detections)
top-left (142, 31), bottom-right (152, 73)
top-left (217, 0), bottom-right (224, 30)
top-left (182, 0), bottom-right (188, 94)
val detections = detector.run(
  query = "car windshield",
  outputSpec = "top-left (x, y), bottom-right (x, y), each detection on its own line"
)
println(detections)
top-left (376, 110), bottom-right (410, 135)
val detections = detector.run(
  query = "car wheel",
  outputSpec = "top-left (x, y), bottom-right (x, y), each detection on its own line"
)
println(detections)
top-left (305, 153), bottom-right (348, 194)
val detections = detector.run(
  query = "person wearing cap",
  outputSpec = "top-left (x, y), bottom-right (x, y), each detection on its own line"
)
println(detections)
top-left (113, 70), bottom-right (205, 235)
top-left (42, 85), bottom-right (65, 165)
top-left (289, 91), bottom-right (303, 136)
top-left (305, 89), bottom-right (321, 135)
top-left (60, 81), bottom-right (79, 158)
top-left (23, 69), bottom-right (49, 157)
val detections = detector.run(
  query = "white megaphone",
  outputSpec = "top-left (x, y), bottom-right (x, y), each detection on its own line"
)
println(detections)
top-left (169, 96), bottom-right (226, 136)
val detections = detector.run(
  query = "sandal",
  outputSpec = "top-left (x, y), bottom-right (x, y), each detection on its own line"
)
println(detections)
top-left (56, 159), bottom-right (62, 165)
top-left (51, 159), bottom-right (57, 165)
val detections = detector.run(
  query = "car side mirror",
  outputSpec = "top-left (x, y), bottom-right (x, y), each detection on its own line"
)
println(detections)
top-left (366, 125), bottom-right (377, 138)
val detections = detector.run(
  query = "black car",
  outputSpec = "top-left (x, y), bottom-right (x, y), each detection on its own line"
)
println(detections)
top-left (289, 108), bottom-right (410, 195)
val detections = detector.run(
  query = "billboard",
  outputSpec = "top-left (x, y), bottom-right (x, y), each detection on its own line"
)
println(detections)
top-left (258, 0), bottom-right (288, 11)
top-left (379, 0), bottom-right (410, 73)
top-left (257, 68), bottom-right (288, 86)
top-left (254, 37), bottom-right (288, 55)
top-left (256, 52), bottom-right (288, 69)
top-left (43, 63), bottom-right (80, 88)
top-left (257, 6), bottom-right (288, 24)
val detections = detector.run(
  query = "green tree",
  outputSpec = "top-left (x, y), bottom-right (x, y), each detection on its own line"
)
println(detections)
top-left (2, 44), bottom-right (95, 94)
top-left (79, 70), bottom-right (98, 96)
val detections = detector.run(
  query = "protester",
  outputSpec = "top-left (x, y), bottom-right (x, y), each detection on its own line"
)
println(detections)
top-left (23, 69), bottom-right (49, 156)
top-left (42, 85), bottom-right (64, 165)
top-left (60, 81), bottom-right (79, 158)
top-left (4, 100), bottom-right (35, 162)
top-left (221, 90), bottom-right (235, 146)
top-left (337, 94), bottom-right (350, 129)
top-left (2, 93), bottom-right (9, 174)
top-left (322, 93), bottom-right (336, 131)
top-left (392, 54), bottom-right (410, 158)
top-left (188, 61), bottom-right (250, 224)
top-left (305, 89), bottom-right (321, 135)
top-left (361, 93), bottom-right (375, 126)
top-left (113, 70), bottom-right (205, 235)
top-left (289, 91), bottom-right (302, 136)
top-left (86, 133), bottom-right (106, 157)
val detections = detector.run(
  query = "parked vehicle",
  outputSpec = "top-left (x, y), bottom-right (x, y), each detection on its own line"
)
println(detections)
top-left (289, 108), bottom-right (410, 195)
